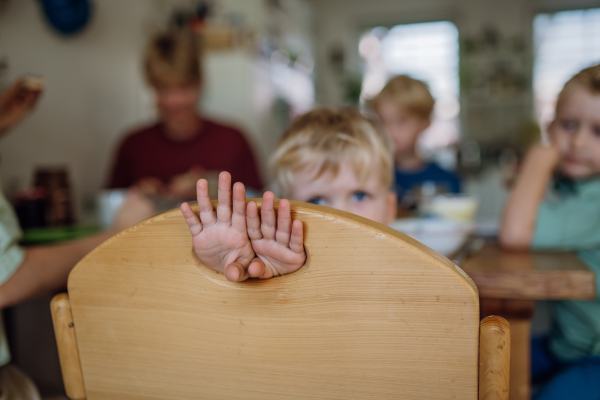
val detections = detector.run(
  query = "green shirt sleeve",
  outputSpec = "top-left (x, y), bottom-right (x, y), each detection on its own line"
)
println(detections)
top-left (0, 193), bottom-right (24, 285)
top-left (0, 189), bottom-right (24, 366)
top-left (533, 182), bottom-right (600, 250)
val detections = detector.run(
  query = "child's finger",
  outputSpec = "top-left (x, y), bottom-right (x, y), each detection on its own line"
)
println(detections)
top-left (275, 199), bottom-right (292, 245)
top-left (217, 172), bottom-right (232, 223)
top-left (260, 191), bottom-right (276, 240)
top-left (248, 257), bottom-right (268, 278)
top-left (246, 201), bottom-right (263, 241)
top-left (180, 202), bottom-right (203, 236)
top-left (231, 182), bottom-right (247, 231)
top-left (196, 179), bottom-right (216, 225)
top-left (224, 261), bottom-right (249, 282)
top-left (289, 219), bottom-right (304, 254)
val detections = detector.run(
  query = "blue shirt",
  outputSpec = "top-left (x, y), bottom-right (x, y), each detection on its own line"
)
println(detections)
top-left (395, 162), bottom-right (462, 203)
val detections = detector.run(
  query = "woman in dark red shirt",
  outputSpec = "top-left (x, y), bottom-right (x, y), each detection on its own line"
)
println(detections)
top-left (107, 32), bottom-right (263, 199)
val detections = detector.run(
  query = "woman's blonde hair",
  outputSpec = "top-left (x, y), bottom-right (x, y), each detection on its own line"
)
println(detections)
top-left (271, 108), bottom-right (394, 198)
top-left (144, 32), bottom-right (201, 86)
top-left (370, 75), bottom-right (435, 119)
top-left (556, 64), bottom-right (600, 110)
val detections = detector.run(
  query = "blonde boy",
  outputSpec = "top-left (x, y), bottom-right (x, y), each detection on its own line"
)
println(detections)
top-left (372, 75), bottom-right (460, 203)
top-left (181, 108), bottom-right (396, 282)
top-left (108, 32), bottom-right (263, 198)
top-left (500, 64), bottom-right (600, 399)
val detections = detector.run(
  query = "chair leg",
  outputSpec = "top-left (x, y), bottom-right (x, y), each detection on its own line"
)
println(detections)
top-left (479, 316), bottom-right (511, 400)
top-left (50, 294), bottom-right (86, 400)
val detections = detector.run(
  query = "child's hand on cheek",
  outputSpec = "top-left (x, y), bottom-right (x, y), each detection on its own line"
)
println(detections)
top-left (527, 143), bottom-right (561, 171)
top-left (245, 192), bottom-right (306, 279)
top-left (181, 172), bottom-right (256, 282)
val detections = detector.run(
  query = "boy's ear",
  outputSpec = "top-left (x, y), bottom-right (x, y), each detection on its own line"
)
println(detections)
top-left (386, 191), bottom-right (397, 224)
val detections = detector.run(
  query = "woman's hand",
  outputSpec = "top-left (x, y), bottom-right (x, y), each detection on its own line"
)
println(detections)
top-left (0, 80), bottom-right (43, 136)
top-left (132, 177), bottom-right (166, 196)
top-left (168, 166), bottom-right (206, 200)
top-left (112, 190), bottom-right (157, 233)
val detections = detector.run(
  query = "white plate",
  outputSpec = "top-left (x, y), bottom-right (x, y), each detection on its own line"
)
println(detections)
top-left (389, 218), bottom-right (475, 256)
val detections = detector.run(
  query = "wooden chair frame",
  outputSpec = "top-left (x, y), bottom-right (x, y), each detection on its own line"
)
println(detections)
top-left (51, 201), bottom-right (510, 400)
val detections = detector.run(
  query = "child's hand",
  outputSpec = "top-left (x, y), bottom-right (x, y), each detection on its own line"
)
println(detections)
top-left (527, 143), bottom-right (561, 170)
top-left (112, 190), bottom-right (156, 232)
top-left (245, 192), bottom-right (306, 279)
top-left (181, 172), bottom-right (255, 282)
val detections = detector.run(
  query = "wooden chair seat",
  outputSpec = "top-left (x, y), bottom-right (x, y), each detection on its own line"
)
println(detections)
top-left (51, 200), bottom-right (510, 400)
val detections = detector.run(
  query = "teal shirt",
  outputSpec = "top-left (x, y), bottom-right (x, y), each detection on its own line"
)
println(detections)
top-left (532, 179), bottom-right (600, 362)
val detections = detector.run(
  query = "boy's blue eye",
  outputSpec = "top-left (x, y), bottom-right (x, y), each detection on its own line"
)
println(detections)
top-left (352, 191), bottom-right (370, 202)
top-left (307, 197), bottom-right (325, 206)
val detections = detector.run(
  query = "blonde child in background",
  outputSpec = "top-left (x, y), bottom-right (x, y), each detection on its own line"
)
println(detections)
top-left (181, 108), bottom-right (396, 281)
top-left (500, 64), bottom-right (600, 400)
top-left (371, 75), bottom-right (461, 206)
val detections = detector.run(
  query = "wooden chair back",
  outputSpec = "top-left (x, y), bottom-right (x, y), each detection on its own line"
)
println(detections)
top-left (51, 201), bottom-right (509, 400)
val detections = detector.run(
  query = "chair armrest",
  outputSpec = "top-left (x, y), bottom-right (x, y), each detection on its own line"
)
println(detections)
top-left (479, 316), bottom-right (511, 400)
top-left (51, 293), bottom-right (86, 400)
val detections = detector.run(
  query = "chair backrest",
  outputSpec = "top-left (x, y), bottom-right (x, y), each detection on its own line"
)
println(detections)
top-left (57, 201), bottom-right (481, 400)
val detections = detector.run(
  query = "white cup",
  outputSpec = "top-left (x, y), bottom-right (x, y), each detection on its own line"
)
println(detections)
top-left (98, 189), bottom-right (128, 228)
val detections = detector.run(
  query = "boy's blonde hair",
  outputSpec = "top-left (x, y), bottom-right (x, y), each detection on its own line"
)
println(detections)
top-left (271, 108), bottom-right (394, 198)
top-left (556, 64), bottom-right (600, 110)
top-left (144, 32), bottom-right (201, 86)
top-left (370, 75), bottom-right (435, 119)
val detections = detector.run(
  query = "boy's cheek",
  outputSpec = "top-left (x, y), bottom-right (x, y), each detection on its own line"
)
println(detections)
top-left (547, 131), bottom-right (568, 154)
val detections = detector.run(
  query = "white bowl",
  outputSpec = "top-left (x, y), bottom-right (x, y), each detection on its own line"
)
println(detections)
top-left (389, 218), bottom-right (475, 256)
top-left (427, 195), bottom-right (479, 222)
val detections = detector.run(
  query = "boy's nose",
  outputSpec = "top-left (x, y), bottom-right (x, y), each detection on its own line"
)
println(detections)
top-left (332, 199), bottom-right (351, 214)
top-left (572, 130), bottom-right (588, 150)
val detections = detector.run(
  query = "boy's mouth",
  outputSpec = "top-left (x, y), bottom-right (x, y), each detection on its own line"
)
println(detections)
top-left (563, 155), bottom-right (586, 166)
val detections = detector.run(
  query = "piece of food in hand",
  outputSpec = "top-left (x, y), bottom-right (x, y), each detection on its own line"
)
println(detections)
top-left (20, 75), bottom-right (45, 92)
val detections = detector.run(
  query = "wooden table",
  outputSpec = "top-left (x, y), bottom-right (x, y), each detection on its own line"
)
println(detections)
top-left (461, 243), bottom-right (596, 400)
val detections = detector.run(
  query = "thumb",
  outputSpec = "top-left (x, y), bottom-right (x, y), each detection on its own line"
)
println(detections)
top-left (224, 261), bottom-right (250, 282)
top-left (248, 257), bottom-right (274, 280)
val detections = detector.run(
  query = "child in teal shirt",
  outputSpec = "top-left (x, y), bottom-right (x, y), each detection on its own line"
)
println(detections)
top-left (500, 64), bottom-right (600, 400)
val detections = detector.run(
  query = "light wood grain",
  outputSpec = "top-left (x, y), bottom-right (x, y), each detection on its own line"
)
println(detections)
top-left (50, 293), bottom-right (86, 400)
top-left (479, 300), bottom-right (532, 400)
top-left (479, 316), bottom-right (511, 400)
top-left (462, 244), bottom-right (595, 300)
top-left (64, 200), bottom-right (480, 400)
top-left (506, 319), bottom-right (530, 400)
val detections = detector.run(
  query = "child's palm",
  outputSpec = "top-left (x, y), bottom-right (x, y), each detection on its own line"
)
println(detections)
top-left (250, 234), bottom-right (306, 277)
top-left (246, 195), bottom-right (306, 279)
top-left (192, 222), bottom-right (255, 275)
top-left (181, 172), bottom-right (256, 282)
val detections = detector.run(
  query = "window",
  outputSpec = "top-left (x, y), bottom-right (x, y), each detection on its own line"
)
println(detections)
top-left (534, 8), bottom-right (600, 133)
top-left (359, 21), bottom-right (460, 153)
